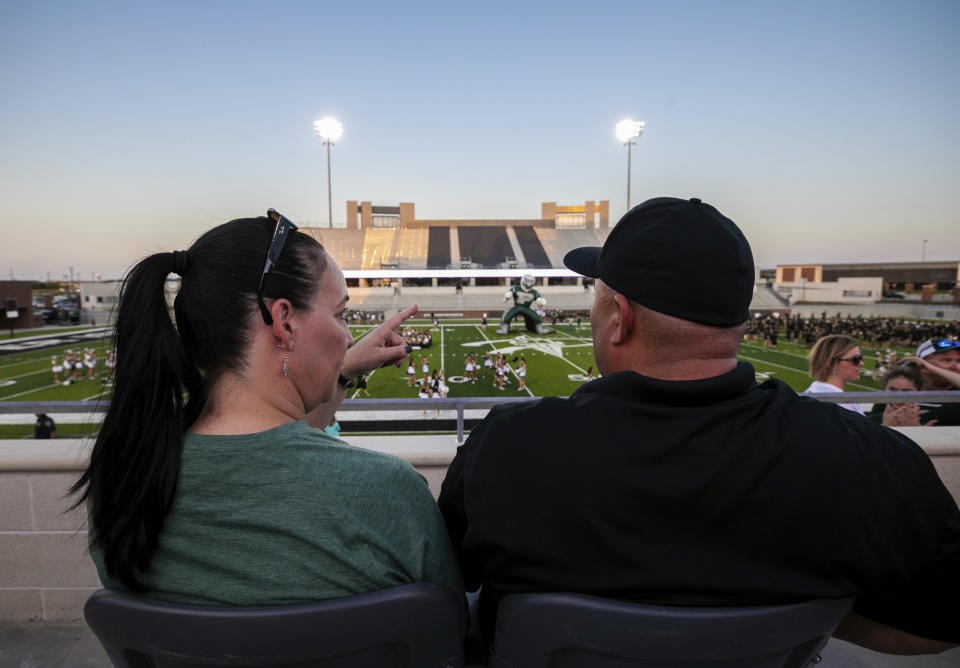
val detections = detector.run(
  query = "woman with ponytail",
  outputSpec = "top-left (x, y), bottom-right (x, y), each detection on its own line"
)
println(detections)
top-left (73, 210), bottom-right (463, 606)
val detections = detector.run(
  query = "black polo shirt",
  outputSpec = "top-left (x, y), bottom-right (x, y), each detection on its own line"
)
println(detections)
top-left (438, 362), bottom-right (960, 643)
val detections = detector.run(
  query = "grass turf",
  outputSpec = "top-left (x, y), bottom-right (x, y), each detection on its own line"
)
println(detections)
top-left (1, 320), bottom-right (920, 410)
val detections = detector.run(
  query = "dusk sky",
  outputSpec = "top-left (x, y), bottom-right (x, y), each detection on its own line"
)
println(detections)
top-left (2, 1), bottom-right (958, 280)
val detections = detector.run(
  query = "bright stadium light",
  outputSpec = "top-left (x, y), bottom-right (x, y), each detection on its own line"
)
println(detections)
top-left (615, 119), bottom-right (644, 212)
top-left (314, 117), bottom-right (343, 228)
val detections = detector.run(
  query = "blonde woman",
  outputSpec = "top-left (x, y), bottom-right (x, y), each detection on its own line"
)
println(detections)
top-left (805, 334), bottom-right (865, 415)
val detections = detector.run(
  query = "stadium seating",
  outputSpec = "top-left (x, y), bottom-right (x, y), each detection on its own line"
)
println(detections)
top-left (361, 228), bottom-right (398, 269)
top-left (488, 592), bottom-right (852, 668)
top-left (534, 228), bottom-right (610, 268)
top-left (394, 227), bottom-right (430, 269)
top-left (428, 227), bottom-right (452, 269)
top-left (513, 226), bottom-right (552, 268)
top-left (458, 226), bottom-right (513, 268)
top-left (305, 229), bottom-right (365, 270)
top-left (84, 584), bottom-right (466, 667)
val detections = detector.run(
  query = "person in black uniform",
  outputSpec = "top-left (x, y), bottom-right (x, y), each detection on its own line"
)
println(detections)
top-left (439, 197), bottom-right (959, 654)
top-left (34, 413), bottom-right (56, 439)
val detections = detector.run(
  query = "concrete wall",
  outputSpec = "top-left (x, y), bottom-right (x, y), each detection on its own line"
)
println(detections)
top-left (0, 435), bottom-right (457, 622)
top-left (2, 430), bottom-right (957, 622)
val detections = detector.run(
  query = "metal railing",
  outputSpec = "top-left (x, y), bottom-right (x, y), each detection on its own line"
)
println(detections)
top-left (3, 393), bottom-right (959, 444)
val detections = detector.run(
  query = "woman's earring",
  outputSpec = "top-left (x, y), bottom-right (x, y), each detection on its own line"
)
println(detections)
top-left (282, 355), bottom-right (289, 377)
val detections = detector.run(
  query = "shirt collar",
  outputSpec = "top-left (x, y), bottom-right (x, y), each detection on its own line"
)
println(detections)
top-left (572, 362), bottom-right (758, 406)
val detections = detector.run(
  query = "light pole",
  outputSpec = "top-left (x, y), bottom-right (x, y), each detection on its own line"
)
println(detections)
top-left (615, 119), bottom-right (644, 212)
top-left (313, 117), bottom-right (343, 228)
top-left (921, 239), bottom-right (928, 262)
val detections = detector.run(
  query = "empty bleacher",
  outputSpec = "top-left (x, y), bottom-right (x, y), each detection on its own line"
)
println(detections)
top-left (535, 228), bottom-right (611, 268)
top-left (361, 228), bottom-right (397, 269)
top-left (513, 226), bottom-right (552, 268)
top-left (457, 226), bottom-right (512, 268)
top-left (304, 229), bottom-right (365, 270)
top-left (427, 227), bottom-right (451, 269)
top-left (395, 227), bottom-right (429, 269)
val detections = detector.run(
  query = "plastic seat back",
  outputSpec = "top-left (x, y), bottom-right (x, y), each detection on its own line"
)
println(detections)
top-left (84, 583), bottom-right (464, 668)
top-left (488, 593), bottom-right (852, 668)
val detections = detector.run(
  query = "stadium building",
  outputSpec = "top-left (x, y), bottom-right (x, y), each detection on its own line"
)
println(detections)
top-left (775, 262), bottom-right (960, 304)
top-left (304, 199), bottom-right (611, 278)
top-left (298, 200), bottom-right (615, 317)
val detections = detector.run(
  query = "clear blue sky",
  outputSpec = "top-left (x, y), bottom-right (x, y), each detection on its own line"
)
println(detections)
top-left (2, 0), bottom-right (958, 280)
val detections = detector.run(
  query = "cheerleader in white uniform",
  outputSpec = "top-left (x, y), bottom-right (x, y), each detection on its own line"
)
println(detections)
top-left (464, 354), bottom-right (476, 383)
top-left (483, 353), bottom-right (493, 380)
top-left (51, 355), bottom-right (62, 383)
top-left (406, 356), bottom-right (416, 387)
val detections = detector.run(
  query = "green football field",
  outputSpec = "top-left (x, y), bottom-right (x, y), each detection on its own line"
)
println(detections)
top-left (348, 320), bottom-right (892, 399)
top-left (1, 320), bottom-right (910, 406)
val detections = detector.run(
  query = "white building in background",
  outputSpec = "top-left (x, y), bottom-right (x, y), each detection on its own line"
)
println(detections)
top-left (775, 276), bottom-right (883, 305)
top-left (77, 278), bottom-right (181, 325)
top-left (78, 281), bottom-right (121, 320)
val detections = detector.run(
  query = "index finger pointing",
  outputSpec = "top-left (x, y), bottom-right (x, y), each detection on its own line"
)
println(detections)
top-left (384, 304), bottom-right (419, 331)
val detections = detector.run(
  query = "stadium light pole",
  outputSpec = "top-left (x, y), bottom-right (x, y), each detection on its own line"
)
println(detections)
top-left (314, 117), bottom-right (343, 228)
top-left (615, 119), bottom-right (644, 212)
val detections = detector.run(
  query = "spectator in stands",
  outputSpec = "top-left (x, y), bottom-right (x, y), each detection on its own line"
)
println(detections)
top-left (868, 363), bottom-right (933, 427)
top-left (322, 414), bottom-right (341, 439)
top-left (804, 334), bottom-right (866, 415)
top-left (34, 413), bottom-right (56, 439)
top-left (903, 339), bottom-right (960, 426)
top-left (73, 210), bottom-right (462, 608)
top-left (439, 196), bottom-right (959, 653)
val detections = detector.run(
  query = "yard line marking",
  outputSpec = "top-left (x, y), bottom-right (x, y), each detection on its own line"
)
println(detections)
top-left (440, 325), bottom-right (445, 373)
top-left (552, 329), bottom-right (592, 344)
top-left (81, 388), bottom-right (110, 402)
top-left (0, 367), bottom-right (59, 381)
top-left (737, 354), bottom-right (876, 391)
top-left (1, 383), bottom-right (62, 400)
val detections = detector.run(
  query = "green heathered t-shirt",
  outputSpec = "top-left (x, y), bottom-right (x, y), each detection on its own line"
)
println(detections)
top-left (89, 420), bottom-right (463, 606)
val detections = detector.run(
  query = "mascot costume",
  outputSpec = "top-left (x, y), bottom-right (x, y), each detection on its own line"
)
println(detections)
top-left (497, 275), bottom-right (549, 334)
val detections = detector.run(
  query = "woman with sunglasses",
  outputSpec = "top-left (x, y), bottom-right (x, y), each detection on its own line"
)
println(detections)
top-left (804, 334), bottom-right (866, 415)
top-left (72, 211), bottom-right (463, 607)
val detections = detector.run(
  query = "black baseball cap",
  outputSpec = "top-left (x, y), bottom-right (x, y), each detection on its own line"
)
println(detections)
top-left (563, 197), bottom-right (755, 327)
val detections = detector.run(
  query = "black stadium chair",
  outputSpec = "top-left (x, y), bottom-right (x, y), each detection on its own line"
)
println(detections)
top-left (84, 583), bottom-right (465, 668)
top-left (487, 592), bottom-right (853, 668)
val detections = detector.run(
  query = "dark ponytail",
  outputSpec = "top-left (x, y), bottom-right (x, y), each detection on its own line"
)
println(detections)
top-left (72, 216), bottom-right (324, 591)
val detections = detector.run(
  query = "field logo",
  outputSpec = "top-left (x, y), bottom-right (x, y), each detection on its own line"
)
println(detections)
top-left (463, 334), bottom-right (590, 359)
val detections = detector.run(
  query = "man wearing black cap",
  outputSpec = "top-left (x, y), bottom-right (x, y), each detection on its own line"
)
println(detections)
top-left (438, 197), bottom-right (959, 652)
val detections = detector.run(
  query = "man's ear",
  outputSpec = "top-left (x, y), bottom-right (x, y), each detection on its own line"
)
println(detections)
top-left (270, 299), bottom-right (296, 350)
top-left (611, 294), bottom-right (635, 346)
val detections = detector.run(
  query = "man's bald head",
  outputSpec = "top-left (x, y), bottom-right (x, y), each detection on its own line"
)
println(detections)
top-left (591, 280), bottom-right (745, 380)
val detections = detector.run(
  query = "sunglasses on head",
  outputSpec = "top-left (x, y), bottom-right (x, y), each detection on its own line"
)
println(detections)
top-left (931, 339), bottom-right (960, 351)
top-left (257, 208), bottom-right (299, 325)
top-left (836, 354), bottom-right (863, 365)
